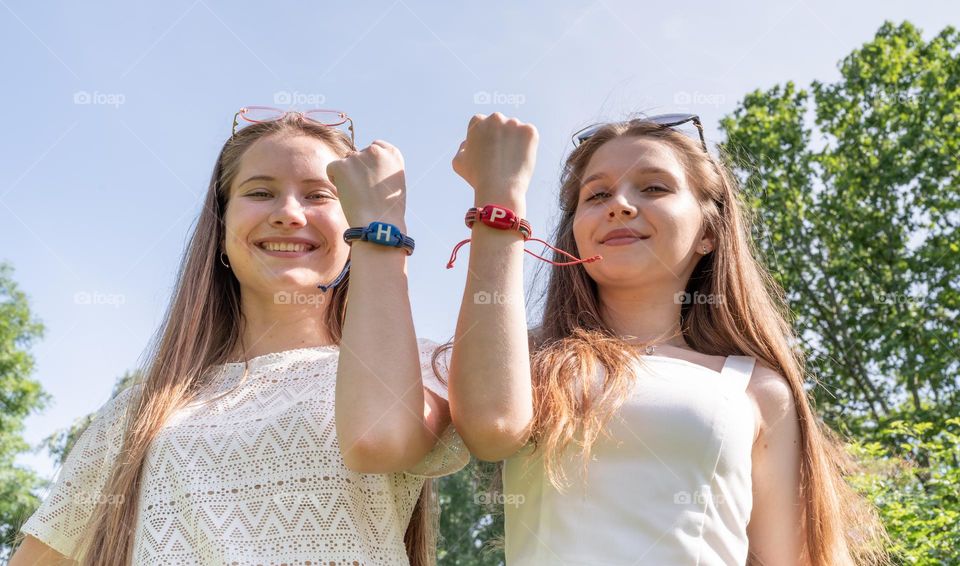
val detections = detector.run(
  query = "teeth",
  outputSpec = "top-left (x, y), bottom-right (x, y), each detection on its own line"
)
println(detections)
top-left (260, 242), bottom-right (313, 252)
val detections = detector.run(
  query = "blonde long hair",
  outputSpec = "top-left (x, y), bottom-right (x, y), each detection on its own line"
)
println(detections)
top-left (528, 121), bottom-right (889, 566)
top-left (71, 115), bottom-right (437, 566)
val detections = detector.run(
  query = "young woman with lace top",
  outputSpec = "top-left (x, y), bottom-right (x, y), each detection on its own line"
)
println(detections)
top-left (12, 109), bottom-right (467, 566)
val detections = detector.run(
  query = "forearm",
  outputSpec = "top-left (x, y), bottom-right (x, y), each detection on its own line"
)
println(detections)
top-left (336, 242), bottom-right (426, 469)
top-left (449, 196), bottom-right (533, 461)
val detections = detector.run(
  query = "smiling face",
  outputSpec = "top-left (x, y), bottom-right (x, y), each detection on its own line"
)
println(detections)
top-left (222, 133), bottom-right (351, 298)
top-left (572, 136), bottom-right (713, 290)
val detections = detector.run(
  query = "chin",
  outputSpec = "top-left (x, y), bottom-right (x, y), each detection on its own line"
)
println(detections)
top-left (588, 259), bottom-right (656, 284)
top-left (261, 267), bottom-right (324, 288)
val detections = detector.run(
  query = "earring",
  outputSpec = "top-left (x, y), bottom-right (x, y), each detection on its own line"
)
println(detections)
top-left (702, 245), bottom-right (709, 254)
top-left (220, 251), bottom-right (231, 268)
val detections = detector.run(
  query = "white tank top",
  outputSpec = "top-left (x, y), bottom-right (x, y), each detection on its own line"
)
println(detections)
top-left (503, 354), bottom-right (757, 566)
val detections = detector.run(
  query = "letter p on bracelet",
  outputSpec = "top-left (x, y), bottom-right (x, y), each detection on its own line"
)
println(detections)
top-left (465, 204), bottom-right (532, 237)
top-left (448, 204), bottom-right (601, 268)
top-left (488, 206), bottom-right (508, 224)
top-left (479, 205), bottom-right (516, 230)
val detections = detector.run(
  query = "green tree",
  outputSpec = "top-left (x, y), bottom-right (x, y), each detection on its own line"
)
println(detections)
top-left (849, 419), bottom-right (960, 565)
top-left (720, 21), bottom-right (959, 431)
top-left (0, 262), bottom-right (49, 560)
top-left (719, 21), bottom-right (959, 564)
top-left (438, 460), bottom-right (504, 566)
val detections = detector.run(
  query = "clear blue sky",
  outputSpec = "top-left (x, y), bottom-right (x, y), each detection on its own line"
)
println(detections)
top-left (2, 0), bottom-right (956, 481)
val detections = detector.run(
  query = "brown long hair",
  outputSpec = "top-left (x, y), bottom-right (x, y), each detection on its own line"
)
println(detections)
top-left (528, 121), bottom-right (889, 565)
top-left (71, 114), bottom-right (437, 566)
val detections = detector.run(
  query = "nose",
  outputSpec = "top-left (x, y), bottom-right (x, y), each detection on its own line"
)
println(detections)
top-left (607, 190), bottom-right (638, 220)
top-left (269, 194), bottom-right (307, 228)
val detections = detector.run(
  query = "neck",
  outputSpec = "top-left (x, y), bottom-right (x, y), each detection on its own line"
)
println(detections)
top-left (233, 291), bottom-right (336, 361)
top-left (598, 280), bottom-right (688, 348)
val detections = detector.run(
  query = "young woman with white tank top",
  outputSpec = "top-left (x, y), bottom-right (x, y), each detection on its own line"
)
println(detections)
top-left (445, 113), bottom-right (888, 566)
top-left (503, 349), bottom-right (758, 564)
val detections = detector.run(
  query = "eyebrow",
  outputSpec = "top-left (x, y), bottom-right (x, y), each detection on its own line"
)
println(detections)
top-left (238, 175), bottom-right (333, 187)
top-left (580, 167), bottom-right (678, 188)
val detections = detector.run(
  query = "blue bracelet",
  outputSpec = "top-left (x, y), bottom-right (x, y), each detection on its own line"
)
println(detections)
top-left (317, 259), bottom-right (350, 292)
top-left (343, 221), bottom-right (415, 255)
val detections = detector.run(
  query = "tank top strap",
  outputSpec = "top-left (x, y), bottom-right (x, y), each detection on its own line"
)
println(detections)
top-left (719, 355), bottom-right (756, 392)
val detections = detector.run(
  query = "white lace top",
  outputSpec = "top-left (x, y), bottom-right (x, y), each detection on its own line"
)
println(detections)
top-left (21, 338), bottom-right (468, 565)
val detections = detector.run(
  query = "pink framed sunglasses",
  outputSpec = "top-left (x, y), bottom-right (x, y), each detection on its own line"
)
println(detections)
top-left (231, 106), bottom-right (356, 147)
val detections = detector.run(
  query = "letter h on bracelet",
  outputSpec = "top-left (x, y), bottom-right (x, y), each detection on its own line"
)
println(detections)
top-left (343, 221), bottom-right (415, 255)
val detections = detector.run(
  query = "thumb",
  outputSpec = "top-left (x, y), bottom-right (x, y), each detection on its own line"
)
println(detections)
top-left (452, 143), bottom-right (466, 176)
top-left (325, 159), bottom-right (342, 184)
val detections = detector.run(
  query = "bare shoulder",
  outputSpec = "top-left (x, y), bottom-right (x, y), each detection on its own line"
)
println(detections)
top-left (745, 363), bottom-right (800, 440)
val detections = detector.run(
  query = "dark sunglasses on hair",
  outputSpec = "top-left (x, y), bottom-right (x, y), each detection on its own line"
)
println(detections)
top-left (572, 113), bottom-right (708, 152)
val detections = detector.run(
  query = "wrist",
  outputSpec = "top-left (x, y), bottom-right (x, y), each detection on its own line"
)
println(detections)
top-left (472, 195), bottom-right (526, 217)
top-left (348, 215), bottom-right (407, 234)
top-left (474, 180), bottom-right (528, 202)
top-left (350, 238), bottom-right (410, 260)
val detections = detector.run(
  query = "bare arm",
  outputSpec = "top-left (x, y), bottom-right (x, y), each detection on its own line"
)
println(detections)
top-left (330, 140), bottom-right (449, 473)
top-left (9, 535), bottom-right (74, 565)
top-left (448, 113), bottom-right (537, 462)
top-left (747, 366), bottom-right (809, 565)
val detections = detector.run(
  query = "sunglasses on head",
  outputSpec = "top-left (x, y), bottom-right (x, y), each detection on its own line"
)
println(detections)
top-left (572, 113), bottom-right (707, 152)
top-left (231, 105), bottom-right (356, 148)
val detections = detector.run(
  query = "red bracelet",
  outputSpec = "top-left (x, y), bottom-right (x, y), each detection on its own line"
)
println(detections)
top-left (447, 204), bottom-right (602, 269)
top-left (464, 204), bottom-right (533, 239)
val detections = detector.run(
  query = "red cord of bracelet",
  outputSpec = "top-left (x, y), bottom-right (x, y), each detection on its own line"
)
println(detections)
top-left (446, 235), bottom-right (602, 268)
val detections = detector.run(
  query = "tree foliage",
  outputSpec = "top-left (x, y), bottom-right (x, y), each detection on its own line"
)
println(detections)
top-left (0, 263), bottom-right (48, 559)
top-left (719, 21), bottom-right (959, 564)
